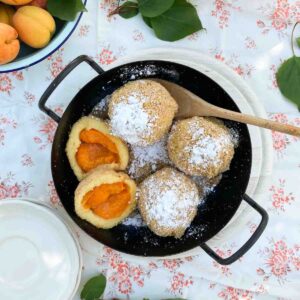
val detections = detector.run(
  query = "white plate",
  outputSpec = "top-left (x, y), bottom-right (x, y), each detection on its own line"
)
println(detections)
top-left (0, 199), bottom-right (81, 300)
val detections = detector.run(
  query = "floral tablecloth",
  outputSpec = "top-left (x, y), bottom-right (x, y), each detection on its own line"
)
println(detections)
top-left (1, 0), bottom-right (300, 299)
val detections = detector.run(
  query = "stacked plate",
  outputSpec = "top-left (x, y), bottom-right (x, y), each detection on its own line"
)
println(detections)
top-left (0, 199), bottom-right (82, 300)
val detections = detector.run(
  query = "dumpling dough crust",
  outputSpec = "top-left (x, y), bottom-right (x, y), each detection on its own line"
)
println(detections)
top-left (66, 116), bottom-right (129, 181)
top-left (75, 167), bottom-right (137, 229)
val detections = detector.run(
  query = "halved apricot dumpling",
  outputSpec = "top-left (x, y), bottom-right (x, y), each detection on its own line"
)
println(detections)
top-left (75, 168), bottom-right (136, 228)
top-left (66, 116), bottom-right (129, 181)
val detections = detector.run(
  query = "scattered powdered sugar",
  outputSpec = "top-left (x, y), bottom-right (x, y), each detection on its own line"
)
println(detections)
top-left (192, 174), bottom-right (222, 198)
top-left (187, 122), bottom-right (233, 169)
top-left (143, 172), bottom-right (199, 229)
top-left (110, 92), bottom-right (156, 145)
top-left (122, 211), bottom-right (146, 227)
top-left (118, 64), bottom-right (180, 83)
top-left (90, 94), bottom-right (111, 118)
top-left (229, 127), bottom-right (240, 148)
top-left (120, 65), bottom-right (157, 80)
top-left (128, 136), bottom-right (170, 180)
top-left (185, 223), bottom-right (208, 238)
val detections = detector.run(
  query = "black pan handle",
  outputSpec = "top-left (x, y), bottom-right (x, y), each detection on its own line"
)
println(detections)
top-left (38, 55), bottom-right (104, 123)
top-left (201, 194), bottom-right (268, 265)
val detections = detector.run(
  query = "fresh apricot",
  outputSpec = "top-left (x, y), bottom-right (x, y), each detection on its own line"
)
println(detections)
top-left (0, 0), bottom-right (32, 5)
top-left (0, 3), bottom-right (15, 25)
top-left (0, 23), bottom-right (20, 65)
top-left (17, 0), bottom-right (47, 8)
top-left (13, 6), bottom-right (55, 48)
top-left (26, 0), bottom-right (47, 8)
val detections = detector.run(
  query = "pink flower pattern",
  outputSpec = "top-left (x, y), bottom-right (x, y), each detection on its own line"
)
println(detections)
top-left (269, 64), bottom-right (279, 89)
top-left (168, 272), bottom-right (193, 295)
top-left (48, 180), bottom-right (60, 206)
top-left (11, 71), bottom-right (24, 81)
top-left (0, 116), bottom-right (17, 146)
top-left (0, 173), bottom-right (33, 199)
top-left (211, 0), bottom-right (241, 28)
top-left (96, 247), bottom-right (153, 296)
top-left (132, 30), bottom-right (145, 42)
top-left (47, 48), bottom-right (65, 80)
top-left (257, 238), bottom-right (300, 284)
top-left (162, 258), bottom-right (184, 272)
top-left (0, 72), bottom-right (24, 95)
top-left (24, 91), bottom-right (36, 106)
top-left (99, 0), bottom-right (119, 21)
top-left (245, 37), bottom-right (257, 49)
top-left (32, 107), bottom-right (63, 150)
top-left (21, 154), bottom-right (34, 167)
top-left (210, 48), bottom-right (255, 78)
top-left (269, 113), bottom-right (300, 156)
top-left (78, 24), bottom-right (90, 37)
top-left (0, 75), bottom-right (12, 94)
top-left (257, 0), bottom-right (300, 37)
top-left (96, 48), bottom-right (117, 65)
top-left (212, 244), bottom-right (241, 276)
top-left (247, 221), bottom-right (258, 234)
top-left (218, 286), bottom-right (254, 299)
top-left (269, 179), bottom-right (295, 212)
top-left (188, 32), bottom-right (200, 41)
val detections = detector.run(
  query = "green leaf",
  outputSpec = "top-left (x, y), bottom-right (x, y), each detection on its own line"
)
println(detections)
top-left (80, 274), bottom-right (106, 300)
top-left (138, 0), bottom-right (175, 18)
top-left (162, 299), bottom-right (187, 300)
top-left (296, 37), bottom-right (300, 49)
top-left (143, 16), bottom-right (153, 28)
top-left (276, 56), bottom-right (300, 108)
top-left (150, 0), bottom-right (203, 42)
top-left (119, 1), bottom-right (139, 19)
top-left (47, 0), bottom-right (87, 22)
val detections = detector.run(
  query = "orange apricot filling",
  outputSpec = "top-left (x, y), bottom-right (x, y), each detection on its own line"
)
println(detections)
top-left (76, 129), bottom-right (119, 172)
top-left (82, 182), bottom-right (131, 219)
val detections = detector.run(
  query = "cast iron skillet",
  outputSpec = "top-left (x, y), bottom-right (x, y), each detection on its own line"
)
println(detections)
top-left (39, 55), bottom-right (268, 265)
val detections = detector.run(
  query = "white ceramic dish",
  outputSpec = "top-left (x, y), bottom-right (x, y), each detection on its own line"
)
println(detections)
top-left (0, 0), bottom-right (87, 74)
top-left (0, 199), bottom-right (82, 300)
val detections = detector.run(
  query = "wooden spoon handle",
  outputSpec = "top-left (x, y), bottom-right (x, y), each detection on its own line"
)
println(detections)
top-left (210, 107), bottom-right (300, 137)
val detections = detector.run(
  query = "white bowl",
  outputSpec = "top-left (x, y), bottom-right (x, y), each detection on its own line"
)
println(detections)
top-left (0, 1), bottom-right (87, 73)
top-left (0, 198), bottom-right (82, 300)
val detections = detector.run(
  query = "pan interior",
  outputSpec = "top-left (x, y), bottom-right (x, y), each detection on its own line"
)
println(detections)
top-left (51, 61), bottom-right (252, 256)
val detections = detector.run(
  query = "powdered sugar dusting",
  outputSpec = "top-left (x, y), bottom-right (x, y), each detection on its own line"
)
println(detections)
top-left (187, 122), bottom-right (233, 169)
top-left (229, 127), bottom-right (240, 148)
top-left (192, 174), bottom-right (222, 197)
top-left (91, 94), bottom-right (111, 118)
top-left (110, 92), bottom-right (156, 145)
top-left (128, 136), bottom-right (170, 180)
top-left (118, 64), bottom-right (180, 83)
top-left (122, 211), bottom-right (145, 226)
top-left (143, 170), bottom-right (199, 229)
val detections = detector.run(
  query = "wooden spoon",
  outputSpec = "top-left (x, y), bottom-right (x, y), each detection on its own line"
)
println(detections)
top-left (154, 79), bottom-right (300, 137)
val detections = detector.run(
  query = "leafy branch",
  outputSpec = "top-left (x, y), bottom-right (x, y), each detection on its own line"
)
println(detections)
top-left (47, 0), bottom-right (87, 21)
top-left (276, 22), bottom-right (300, 109)
top-left (80, 274), bottom-right (187, 300)
top-left (109, 0), bottom-right (204, 42)
top-left (109, 1), bottom-right (139, 19)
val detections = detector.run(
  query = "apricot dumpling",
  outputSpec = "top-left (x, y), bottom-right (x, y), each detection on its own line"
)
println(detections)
top-left (66, 116), bottom-right (129, 181)
top-left (75, 168), bottom-right (136, 228)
